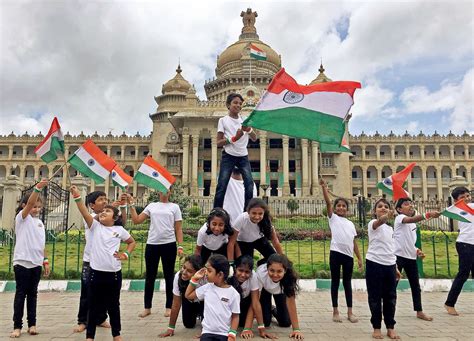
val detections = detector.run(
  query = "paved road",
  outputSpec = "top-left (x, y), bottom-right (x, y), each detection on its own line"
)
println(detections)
top-left (0, 291), bottom-right (472, 340)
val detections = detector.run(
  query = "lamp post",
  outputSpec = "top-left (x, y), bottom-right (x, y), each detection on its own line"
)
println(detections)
top-left (260, 183), bottom-right (269, 204)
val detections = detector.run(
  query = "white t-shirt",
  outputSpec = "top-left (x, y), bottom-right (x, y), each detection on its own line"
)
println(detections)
top-left (172, 271), bottom-right (206, 302)
top-left (394, 214), bottom-right (418, 260)
top-left (89, 220), bottom-right (131, 272)
top-left (218, 114), bottom-right (249, 157)
top-left (13, 211), bottom-right (46, 268)
top-left (328, 214), bottom-right (357, 258)
top-left (223, 177), bottom-right (258, 225)
top-left (457, 203), bottom-right (474, 245)
top-left (256, 264), bottom-right (283, 295)
top-left (143, 202), bottom-right (182, 245)
top-left (240, 270), bottom-right (260, 299)
top-left (196, 283), bottom-right (240, 337)
top-left (196, 224), bottom-right (229, 250)
top-left (366, 219), bottom-right (397, 266)
top-left (233, 212), bottom-right (265, 243)
top-left (83, 212), bottom-right (97, 262)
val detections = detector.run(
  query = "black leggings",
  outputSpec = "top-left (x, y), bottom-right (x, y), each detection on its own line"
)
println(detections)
top-left (329, 250), bottom-right (354, 308)
top-left (144, 242), bottom-right (177, 309)
top-left (366, 259), bottom-right (397, 330)
top-left (77, 261), bottom-right (107, 326)
top-left (200, 243), bottom-right (228, 266)
top-left (445, 242), bottom-right (474, 307)
top-left (13, 265), bottom-right (41, 329)
top-left (238, 237), bottom-right (276, 265)
top-left (260, 288), bottom-right (290, 327)
top-left (396, 256), bottom-right (422, 311)
top-left (239, 295), bottom-right (252, 327)
top-left (86, 269), bottom-right (122, 339)
top-left (180, 294), bottom-right (203, 328)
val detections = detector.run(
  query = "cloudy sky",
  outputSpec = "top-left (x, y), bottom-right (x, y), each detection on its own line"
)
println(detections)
top-left (1, 0), bottom-right (472, 137)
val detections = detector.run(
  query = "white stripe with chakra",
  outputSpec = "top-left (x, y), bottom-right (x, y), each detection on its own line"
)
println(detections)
top-left (75, 148), bottom-right (110, 180)
top-left (137, 163), bottom-right (172, 189)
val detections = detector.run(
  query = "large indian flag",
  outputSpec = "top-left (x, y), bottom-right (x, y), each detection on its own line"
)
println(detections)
top-left (134, 155), bottom-right (176, 193)
top-left (376, 162), bottom-right (415, 200)
top-left (249, 43), bottom-right (267, 60)
top-left (68, 139), bottom-right (116, 184)
top-left (243, 68), bottom-right (361, 145)
top-left (441, 200), bottom-right (474, 223)
top-left (111, 164), bottom-right (133, 189)
top-left (319, 122), bottom-right (351, 153)
top-left (34, 117), bottom-right (65, 163)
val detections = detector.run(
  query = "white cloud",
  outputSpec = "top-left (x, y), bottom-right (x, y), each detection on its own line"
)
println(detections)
top-left (350, 82), bottom-right (395, 118)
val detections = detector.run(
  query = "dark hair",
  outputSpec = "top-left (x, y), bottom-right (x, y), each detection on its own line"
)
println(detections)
top-left (206, 208), bottom-right (233, 236)
top-left (103, 204), bottom-right (123, 226)
top-left (178, 254), bottom-right (203, 294)
top-left (207, 254), bottom-right (230, 280)
top-left (267, 254), bottom-right (299, 297)
top-left (395, 198), bottom-right (412, 213)
top-left (372, 198), bottom-right (391, 219)
top-left (227, 255), bottom-right (254, 296)
top-left (451, 186), bottom-right (470, 201)
top-left (333, 197), bottom-right (350, 210)
top-left (15, 194), bottom-right (43, 216)
top-left (226, 93), bottom-right (244, 107)
top-left (246, 198), bottom-right (273, 239)
top-left (86, 191), bottom-right (107, 206)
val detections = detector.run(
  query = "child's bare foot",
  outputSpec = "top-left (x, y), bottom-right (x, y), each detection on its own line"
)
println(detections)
top-left (164, 308), bottom-right (171, 317)
top-left (347, 313), bottom-right (359, 323)
top-left (332, 312), bottom-right (342, 322)
top-left (416, 311), bottom-right (433, 321)
top-left (138, 309), bottom-right (151, 318)
top-left (444, 304), bottom-right (459, 316)
top-left (27, 326), bottom-right (38, 335)
top-left (73, 323), bottom-right (86, 333)
top-left (98, 321), bottom-right (111, 328)
top-left (9, 329), bottom-right (21, 338)
top-left (387, 329), bottom-right (400, 339)
top-left (372, 329), bottom-right (384, 339)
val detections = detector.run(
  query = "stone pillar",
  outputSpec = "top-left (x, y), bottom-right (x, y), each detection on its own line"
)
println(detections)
top-left (311, 141), bottom-right (319, 195)
top-left (22, 146), bottom-right (27, 159)
top-left (34, 165), bottom-right (40, 180)
top-left (182, 134), bottom-right (190, 194)
top-left (210, 136), bottom-right (218, 194)
top-left (259, 132), bottom-right (267, 195)
top-left (121, 146), bottom-right (125, 161)
top-left (62, 164), bottom-right (69, 189)
top-left (465, 145), bottom-right (469, 161)
top-left (135, 146), bottom-right (139, 161)
top-left (19, 165), bottom-right (25, 183)
top-left (191, 134), bottom-right (199, 196)
top-left (405, 145), bottom-right (410, 160)
top-left (436, 166), bottom-right (443, 199)
top-left (362, 166), bottom-right (368, 197)
top-left (435, 146), bottom-right (440, 160)
top-left (8, 146), bottom-right (13, 159)
top-left (301, 139), bottom-right (309, 196)
top-left (361, 146), bottom-right (366, 160)
top-left (282, 136), bottom-right (290, 196)
top-left (420, 145), bottom-right (425, 160)
top-left (68, 176), bottom-right (88, 230)
top-left (449, 145), bottom-right (455, 160)
top-left (1, 175), bottom-right (23, 230)
top-left (376, 145), bottom-right (380, 161)
top-left (376, 167), bottom-right (382, 196)
top-left (391, 146), bottom-right (395, 160)
top-left (466, 166), bottom-right (472, 187)
top-left (407, 173), bottom-right (413, 197)
top-left (421, 166), bottom-right (428, 200)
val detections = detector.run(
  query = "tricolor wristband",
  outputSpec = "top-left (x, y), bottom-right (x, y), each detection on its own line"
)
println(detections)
top-left (119, 204), bottom-right (127, 209)
top-left (34, 186), bottom-right (42, 193)
top-left (293, 328), bottom-right (301, 331)
top-left (424, 212), bottom-right (431, 220)
top-left (228, 329), bottom-right (237, 337)
top-left (123, 250), bottom-right (130, 259)
top-left (226, 137), bottom-right (231, 144)
top-left (243, 328), bottom-right (252, 331)
top-left (73, 196), bottom-right (81, 202)
top-left (190, 278), bottom-right (199, 287)
top-left (167, 324), bottom-right (175, 331)
top-left (257, 324), bottom-right (265, 329)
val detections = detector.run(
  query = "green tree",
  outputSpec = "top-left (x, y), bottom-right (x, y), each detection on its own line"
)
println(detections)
top-left (287, 198), bottom-right (299, 216)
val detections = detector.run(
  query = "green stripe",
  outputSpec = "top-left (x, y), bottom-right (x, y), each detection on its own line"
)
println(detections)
top-left (134, 172), bottom-right (169, 193)
top-left (441, 211), bottom-right (471, 223)
top-left (112, 179), bottom-right (127, 190)
top-left (244, 107), bottom-right (345, 145)
top-left (376, 182), bottom-right (393, 195)
top-left (250, 53), bottom-right (267, 61)
top-left (68, 155), bottom-right (105, 184)
top-left (51, 136), bottom-right (65, 153)
top-left (41, 150), bottom-right (59, 163)
top-left (319, 142), bottom-right (351, 153)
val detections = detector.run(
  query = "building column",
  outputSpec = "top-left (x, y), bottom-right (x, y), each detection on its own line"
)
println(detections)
top-left (34, 165), bottom-right (40, 180)
top-left (22, 146), bottom-right (27, 159)
top-left (420, 145), bottom-right (425, 160)
top-left (376, 145), bottom-right (380, 161)
top-left (62, 164), bottom-right (69, 189)
top-left (19, 165), bottom-right (25, 183)
top-left (135, 146), bottom-right (139, 161)
top-left (391, 146), bottom-right (395, 160)
top-left (282, 136), bottom-right (290, 196)
top-left (421, 166), bottom-right (428, 200)
top-left (121, 146), bottom-right (125, 161)
top-left (376, 167), bottom-right (382, 196)
top-left (107, 146), bottom-right (111, 157)
top-left (1, 175), bottom-right (23, 230)
top-left (259, 132), bottom-right (267, 195)
top-left (450, 145), bottom-right (455, 160)
top-left (210, 135), bottom-right (218, 195)
top-left (362, 166), bottom-right (368, 197)
top-left (182, 134), bottom-right (190, 188)
top-left (191, 134), bottom-right (199, 196)
top-left (405, 145), bottom-right (410, 160)
top-left (436, 166), bottom-right (443, 199)
top-left (301, 139), bottom-right (309, 196)
top-left (361, 146), bottom-right (366, 160)
top-left (435, 146), bottom-right (440, 160)
top-left (311, 141), bottom-right (319, 195)
top-left (466, 166), bottom-right (472, 187)
top-left (407, 173), bottom-right (413, 197)
top-left (8, 146), bottom-right (13, 159)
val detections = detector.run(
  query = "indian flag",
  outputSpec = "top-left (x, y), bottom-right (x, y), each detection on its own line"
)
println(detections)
top-left (376, 162), bottom-right (415, 200)
top-left (243, 68), bottom-right (361, 145)
top-left (319, 123), bottom-right (351, 153)
top-left (249, 43), bottom-right (267, 60)
top-left (134, 155), bottom-right (176, 193)
top-left (111, 165), bottom-right (133, 189)
top-left (68, 139), bottom-right (116, 184)
top-left (441, 200), bottom-right (474, 223)
top-left (34, 117), bottom-right (65, 163)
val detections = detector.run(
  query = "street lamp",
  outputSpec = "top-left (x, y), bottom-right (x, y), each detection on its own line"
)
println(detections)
top-left (260, 183), bottom-right (269, 204)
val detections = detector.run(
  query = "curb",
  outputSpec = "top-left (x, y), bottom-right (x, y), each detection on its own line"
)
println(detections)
top-left (0, 279), bottom-right (472, 293)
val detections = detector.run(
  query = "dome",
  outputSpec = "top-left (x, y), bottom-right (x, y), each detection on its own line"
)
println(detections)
top-left (217, 40), bottom-right (280, 69)
top-left (309, 63), bottom-right (332, 84)
top-left (162, 64), bottom-right (191, 94)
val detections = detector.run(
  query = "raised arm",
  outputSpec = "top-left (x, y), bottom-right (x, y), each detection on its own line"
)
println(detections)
top-left (127, 195), bottom-right (149, 224)
top-left (21, 179), bottom-right (48, 219)
top-left (400, 211), bottom-right (441, 224)
top-left (319, 179), bottom-right (333, 217)
top-left (185, 268), bottom-right (206, 301)
top-left (70, 185), bottom-right (94, 228)
top-left (372, 210), bottom-right (394, 230)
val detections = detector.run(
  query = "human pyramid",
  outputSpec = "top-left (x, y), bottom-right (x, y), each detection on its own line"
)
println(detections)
top-left (9, 93), bottom-right (474, 340)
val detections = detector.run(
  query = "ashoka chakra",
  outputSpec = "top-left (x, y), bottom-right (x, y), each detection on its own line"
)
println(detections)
top-left (283, 91), bottom-right (304, 104)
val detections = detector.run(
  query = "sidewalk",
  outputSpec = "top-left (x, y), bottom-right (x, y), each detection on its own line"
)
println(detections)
top-left (0, 291), bottom-right (472, 340)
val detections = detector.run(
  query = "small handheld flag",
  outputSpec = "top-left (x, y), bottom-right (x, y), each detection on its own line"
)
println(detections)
top-left (134, 155), bottom-right (176, 193)
top-left (441, 200), bottom-right (474, 223)
top-left (34, 117), bottom-right (65, 163)
top-left (111, 164), bottom-right (133, 189)
top-left (249, 43), bottom-right (267, 61)
top-left (376, 162), bottom-right (416, 200)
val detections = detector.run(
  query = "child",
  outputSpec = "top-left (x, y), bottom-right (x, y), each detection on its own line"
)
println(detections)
top-left (256, 254), bottom-right (303, 340)
top-left (394, 197), bottom-right (440, 321)
top-left (366, 199), bottom-right (401, 340)
top-left (185, 254), bottom-right (240, 341)
top-left (223, 168), bottom-right (258, 224)
top-left (195, 208), bottom-right (234, 265)
top-left (227, 198), bottom-right (283, 264)
top-left (10, 179), bottom-right (50, 338)
top-left (213, 93), bottom-right (258, 211)
top-left (159, 255), bottom-right (205, 337)
top-left (227, 255), bottom-right (276, 340)
top-left (445, 186), bottom-right (474, 316)
top-left (70, 185), bottom-right (136, 341)
top-left (129, 190), bottom-right (183, 318)
top-left (320, 179), bottom-right (363, 323)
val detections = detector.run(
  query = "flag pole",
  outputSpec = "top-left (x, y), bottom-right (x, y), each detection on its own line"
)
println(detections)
top-left (48, 161), bottom-right (68, 181)
top-left (249, 57), bottom-right (252, 85)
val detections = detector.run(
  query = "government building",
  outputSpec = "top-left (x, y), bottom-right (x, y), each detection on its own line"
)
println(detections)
top-left (0, 9), bottom-right (472, 203)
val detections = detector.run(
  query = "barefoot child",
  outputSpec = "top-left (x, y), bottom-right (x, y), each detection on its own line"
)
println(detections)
top-left (70, 185), bottom-right (136, 341)
top-left (195, 208), bottom-right (234, 265)
top-left (159, 255), bottom-right (205, 337)
top-left (394, 198), bottom-right (440, 321)
top-left (320, 179), bottom-right (363, 323)
top-left (366, 199), bottom-right (401, 340)
top-left (185, 254), bottom-right (240, 341)
top-left (256, 254), bottom-right (304, 340)
top-left (10, 179), bottom-right (50, 338)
